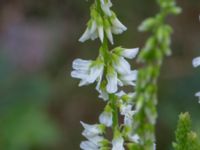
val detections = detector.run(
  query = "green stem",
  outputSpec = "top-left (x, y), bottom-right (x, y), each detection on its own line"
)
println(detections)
top-left (101, 34), bottom-right (119, 137)
top-left (110, 94), bottom-right (119, 132)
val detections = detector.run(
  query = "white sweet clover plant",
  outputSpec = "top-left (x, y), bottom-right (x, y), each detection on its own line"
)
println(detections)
top-left (71, 0), bottom-right (139, 149)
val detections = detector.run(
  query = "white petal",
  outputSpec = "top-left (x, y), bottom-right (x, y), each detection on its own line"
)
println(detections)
top-left (112, 136), bottom-right (125, 150)
top-left (79, 28), bottom-right (91, 42)
top-left (192, 57), bottom-right (200, 67)
top-left (101, 5), bottom-right (112, 16)
top-left (80, 141), bottom-right (99, 150)
top-left (98, 26), bottom-right (104, 43)
top-left (88, 135), bottom-right (104, 145)
top-left (90, 21), bottom-right (97, 34)
top-left (195, 91), bottom-right (200, 104)
top-left (111, 27), bottom-right (124, 35)
top-left (124, 111), bottom-right (136, 125)
top-left (154, 143), bottom-right (156, 150)
top-left (120, 104), bottom-right (132, 116)
top-left (116, 91), bottom-right (126, 97)
top-left (87, 64), bottom-right (104, 83)
top-left (80, 121), bottom-right (102, 135)
top-left (119, 70), bottom-right (138, 86)
top-left (114, 57), bottom-right (131, 75)
top-left (121, 48), bottom-right (139, 59)
top-left (90, 30), bottom-right (98, 41)
top-left (71, 70), bottom-right (87, 80)
top-left (112, 18), bottom-right (127, 31)
top-left (129, 134), bottom-right (140, 143)
top-left (72, 59), bottom-right (91, 70)
top-left (100, 0), bottom-right (105, 5)
top-left (106, 71), bottom-right (118, 93)
top-left (98, 89), bottom-right (109, 101)
top-left (106, 28), bottom-right (114, 44)
top-left (79, 79), bottom-right (90, 87)
top-left (195, 91), bottom-right (200, 97)
top-left (99, 112), bottom-right (113, 127)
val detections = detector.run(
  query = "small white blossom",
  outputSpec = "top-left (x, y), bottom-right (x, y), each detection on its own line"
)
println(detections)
top-left (111, 13), bottom-right (127, 35)
top-left (154, 143), bottom-right (156, 150)
top-left (80, 141), bottom-right (99, 150)
top-left (99, 105), bottom-right (113, 127)
top-left (120, 104), bottom-right (136, 126)
top-left (99, 112), bottom-right (113, 127)
top-left (106, 67), bottom-right (118, 93)
top-left (119, 70), bottom-right (138, 86)
top-left (100, 0), bottom-right (113, 16)
top-left (79, 20), bottom-right (98, 42)
top-left (71, 58), bottom-right (104, 87)
top-left (105, 27), bottom-right (114, 44)
top-left (80, 121), bottom-right (106, 150)
top-left (97, 88), bottom-right (109, 101)
top-left (195, 92), bottom-right (200, 103)
top-left (129, 134), bottom-right (140, 143)
top-left (112, 135), bottom-right (125, 150)
top-left (98, 25), bottom-right (104, 43)
top-left (113, 56), bottom-right (131, 75)
top-left (192, 56), bottom-right (200, 67)
top-left (80, 121), bottom-right (104, 137)
top-left (120, 104), bottom-right (132, 116)
top-left (120, 48), bottom-right (139, 59)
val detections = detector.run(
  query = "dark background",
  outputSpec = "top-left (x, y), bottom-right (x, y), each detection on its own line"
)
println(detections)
top-left (0, 0), bottom-right (200, 149)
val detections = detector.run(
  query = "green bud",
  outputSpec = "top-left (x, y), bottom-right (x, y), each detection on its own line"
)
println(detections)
top-left (138, 18), bottom-right (157, 32)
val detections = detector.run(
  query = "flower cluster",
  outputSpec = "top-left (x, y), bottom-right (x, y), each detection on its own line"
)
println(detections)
top-left (71, 0), bottom-right (140, 149)
top-left (79, 0), bottom-right (127, 44)
top-left (71, 47), bottom-right (139, 100)
top-left (79, 91), bottom-right (140, 150)
top-left (192, 56), bottom-right (200, 103)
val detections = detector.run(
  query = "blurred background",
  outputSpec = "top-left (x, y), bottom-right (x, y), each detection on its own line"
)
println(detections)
top-left (0, 0), bottom-right (200, 150)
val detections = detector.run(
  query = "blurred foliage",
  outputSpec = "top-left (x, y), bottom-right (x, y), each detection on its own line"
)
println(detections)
top-left (173, 112), bottom-right (200, 150)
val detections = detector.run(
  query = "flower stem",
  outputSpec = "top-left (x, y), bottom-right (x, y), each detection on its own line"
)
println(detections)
top-left (110, 94), bottom-right (119, 132)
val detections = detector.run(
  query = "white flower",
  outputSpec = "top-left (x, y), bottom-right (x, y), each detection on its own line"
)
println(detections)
top-left (195, 92), bottom-right (200, 98)
top-left (105, 26), bottom-right (114, 44)
top-left (195, 92), bottom-right (200, 103)
top-left (99, 111), bottom-right (113, 127)
top-left (111, 13), bottom-right (127, 35)
top-left (120, 48), bottom-right (139, 59)
top-left (113, 47), bottom-right (139, 59)
top-left (71, 59), bottom-right (92, 86)
top-left (98, 25), bottom-right (104, 43)
top-left (97, 88), bottom-right (109, 101)
top-left (80, 141), bottom-right (99, 150)
top-left (113, 56), bottom-right (131, 75)
top-left (112, 136), bottom-right (125, 150)
top-left (100, 0), bottom-right (112, 16)
top-left (119, 70), bottom-right (138, 86)
top-left (80, 121), bottom-right (106, 150)
top-left (120, 104), bottom-right (136, 126)
top-left (120, 104), bottom-right (132, 116)
top-left (116, 91), bottom-right (126, 97)
top-left (106, 67), bottom-right (118, 93)
top-left (79, 20), bottom-right (98, 42)
top-left (129, 134), bottom-right (140, 143)
top-left (192, 56), bottom-right (200, 67)
top-left (79, 5), bottom-right (105, 43)
top-left (71, 58), bottom-right (104, 87)
top-left (80, 121), bottom-right (104, 137)
top-left (154, 143), bottom-right (156, 150)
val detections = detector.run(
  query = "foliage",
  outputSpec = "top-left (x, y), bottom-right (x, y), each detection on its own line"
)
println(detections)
top-left (173, 112), bottom-right (200, 150)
